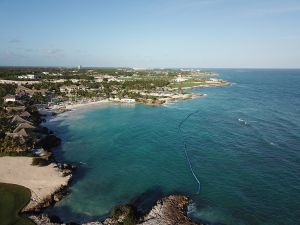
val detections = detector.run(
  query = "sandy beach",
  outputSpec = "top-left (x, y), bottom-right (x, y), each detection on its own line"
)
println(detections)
top-left (0, 157), bottom-right (71, 211)
top-left (45, 93), bottom-right (206, 113)
top-left (64, 99), bottom-right (111, 110)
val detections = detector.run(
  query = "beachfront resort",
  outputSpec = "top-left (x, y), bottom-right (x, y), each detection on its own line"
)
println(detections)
top-left (0, 67), bottom-right (229, 225)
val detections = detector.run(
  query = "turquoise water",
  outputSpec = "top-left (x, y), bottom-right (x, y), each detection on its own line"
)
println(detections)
top-left (46, 69), bottom-right (300, 225)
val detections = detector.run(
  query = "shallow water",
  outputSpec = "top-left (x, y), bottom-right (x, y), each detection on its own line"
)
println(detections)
top-left (46, 69), bottom-right (300, 225)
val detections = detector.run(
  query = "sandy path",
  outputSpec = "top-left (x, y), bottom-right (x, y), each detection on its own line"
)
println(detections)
top-left (0, 157), bottom-right (71, 211)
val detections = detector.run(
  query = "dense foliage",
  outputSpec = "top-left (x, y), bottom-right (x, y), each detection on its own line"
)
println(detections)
top-left (111, 204), bottom-right (138, 225)
top-left (31, 157), bottom-right (50, 166)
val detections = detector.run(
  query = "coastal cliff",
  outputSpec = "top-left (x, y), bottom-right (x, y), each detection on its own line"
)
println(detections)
top-left (29, 195), bottom-right (201, 225)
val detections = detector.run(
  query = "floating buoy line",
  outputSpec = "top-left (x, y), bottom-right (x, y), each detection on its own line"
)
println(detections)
top-left (178, 110), bottom-right (201, 194)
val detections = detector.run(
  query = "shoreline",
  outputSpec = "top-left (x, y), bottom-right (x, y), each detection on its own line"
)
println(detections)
top-left (1, 82), bottom-right (228, 225)
top-left (64, 99), bottom-right (112, 110)
top-left (47, 92), bottom-right (206, 113)
top-left (29, 195), bottom-right (198, 225)
top-left (33, 95), bottom-right (205, 225)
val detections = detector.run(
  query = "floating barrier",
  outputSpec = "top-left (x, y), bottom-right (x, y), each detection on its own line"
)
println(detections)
top-left (178, 110), bottom-right (201, 194)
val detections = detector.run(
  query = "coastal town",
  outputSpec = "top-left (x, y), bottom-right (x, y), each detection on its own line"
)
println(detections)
top-left (0, 67), bottom-right (230, 225)
top-left (0, 67), bottom-right (229, 156)
top-left (0, 67), bottom-right (229, 108)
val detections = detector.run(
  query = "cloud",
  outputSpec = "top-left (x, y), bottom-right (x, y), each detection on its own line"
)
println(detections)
top-left (41, 48), bottom-right (64, 58)
top-left (8, 38), bottom-right (21, 44)
top-left (248, 4), bottom-right (300, 16)
top-left (1, 47), bottom-right (65, 60)
top-left (0, 50), bottom-right (24, 60)
top-left (279, 35), bottom-right (300, 40)
top-left (148, 0), bottom-right (225, 16)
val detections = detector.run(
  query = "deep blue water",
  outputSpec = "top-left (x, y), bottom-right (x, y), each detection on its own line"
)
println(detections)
top-left (46, 69), bottom-right (300, 225)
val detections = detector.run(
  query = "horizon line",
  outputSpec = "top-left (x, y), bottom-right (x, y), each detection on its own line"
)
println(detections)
top-left (0, 65), bottom-right (300, 70)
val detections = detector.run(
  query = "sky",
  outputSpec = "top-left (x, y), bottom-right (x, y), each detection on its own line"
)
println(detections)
top-left (0, 0), bottom-right (300, 68)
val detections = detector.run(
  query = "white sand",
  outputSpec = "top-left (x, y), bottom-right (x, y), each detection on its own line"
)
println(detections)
top-left (63, 99), bottom-right (111, 110)
top-left (0, 157), bottom-right (71, 211)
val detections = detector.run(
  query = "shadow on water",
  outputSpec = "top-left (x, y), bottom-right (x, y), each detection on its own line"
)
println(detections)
top-left (130, 187), bottom-right (227, 225)
top-left (45, 117), bottom-right (229, 225)
top-left (129, 186), bottom-right (166, 214)
top-left (45, 183), bottom-right (227, 225)
top-left (45, 204), bottom-right (109, 224)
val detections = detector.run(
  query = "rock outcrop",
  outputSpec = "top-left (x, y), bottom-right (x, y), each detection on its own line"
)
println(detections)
top-left (138, 195), bottom-right (197, 225)
top-left (29, 214), bottom-right (62, 225)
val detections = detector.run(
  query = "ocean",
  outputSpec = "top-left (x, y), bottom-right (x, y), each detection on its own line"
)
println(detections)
top-left (45, 69), bottom-right (300, 225)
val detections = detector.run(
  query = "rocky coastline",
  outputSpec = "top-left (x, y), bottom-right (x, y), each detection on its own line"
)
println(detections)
top-left (29, 195), bottom-right (201, 225)
top-left (25, 103), bottom-right (204, 225)
top-left (0, 69), bottom-right (232, 225)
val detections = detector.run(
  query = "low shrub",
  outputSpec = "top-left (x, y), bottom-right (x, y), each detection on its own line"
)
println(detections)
top-left (38, 134), bottom-right (61, 150)
top-left (31, 157), bottom-right (50, 166)
top-left (111, 204), bottom-right (138, 225)
top-left (0, 151), bottom-right (34, 157)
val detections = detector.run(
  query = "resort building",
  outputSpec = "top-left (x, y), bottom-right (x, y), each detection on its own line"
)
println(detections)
top-left (3, 95), bottom-right (16, 102)
top-left (174, 76), bottom-right (189, 83)
top-left (60, 85), bottom-right (79, 93)
top-left (11, 115), bottom-right (33, 125)
top-left (16, 86), bottom-right (48, 97)
top-left (17, 74), bottom-right (41, 80)
top-left (120, 98), bottom-right (136, 103)
top-left (13, 123), bottom-right (36, 133)
top-left (206, 78), bottom-right (220, 84)
top-left (6, 106), bottom-right (26, 113)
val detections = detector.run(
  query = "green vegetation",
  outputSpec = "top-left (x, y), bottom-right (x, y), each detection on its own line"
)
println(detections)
top-left (31, 157), bottom-right (50, 166)
top-left (0, 151), bottom-right (34, 157)
top-left (0, 67), bottom-right (227, 156)
top-left (122, 76), bottom-right (171, 90)
top-left (0, 67), bottom-right (92, 80)
top-left (0, 183), bottom-right (35, 225)
top-left (0, 67), bottom-right (226, 104)
top-left (0, 83), bottom-right (17, 105)
top-left (111, 204), bottom-right (138, 225)
top-left (0, 137), bottom-right (24, 153)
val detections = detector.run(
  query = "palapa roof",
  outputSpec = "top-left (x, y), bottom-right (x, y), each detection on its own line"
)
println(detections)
top-left (6, 106), bottom-right (26, 113)
top-left (15, 85), bottom-right (33, 94)
top-left (16, 85), bottom-right (48, 96)
top-left (15, 129), bottom-right (29, 137)
top-left (3, 94), bottom-right (16, 99)
top-left (13, 122), bottom-right (36, 133)
top-left (19, 111), bottom-right (31, 118)
top-left (7, 129), bottom-right (29, 138)
top-left (11, 115), bottom-right (32, 125)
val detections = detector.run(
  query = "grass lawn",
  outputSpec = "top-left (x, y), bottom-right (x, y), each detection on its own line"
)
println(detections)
top-left (0, 183), bottom-right (35, 225)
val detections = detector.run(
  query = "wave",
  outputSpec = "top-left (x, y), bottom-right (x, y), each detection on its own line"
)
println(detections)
top-left (238, 118), bottom-right (257, 126)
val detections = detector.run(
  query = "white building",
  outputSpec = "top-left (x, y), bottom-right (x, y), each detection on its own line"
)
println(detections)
top-left (206, 78), bottom-right (220, 84)
top-left (120, 98), bottom-right (136, 103)
top-left (3, 95), bottom-right (16, 102)
top-left (174, 76), bottom-right (189, 83)
top-left (18, 74), bottom-right (40, 80)
top-left (59, 85), bottom-right (79, 93)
